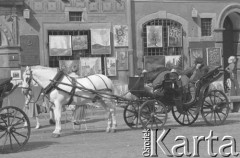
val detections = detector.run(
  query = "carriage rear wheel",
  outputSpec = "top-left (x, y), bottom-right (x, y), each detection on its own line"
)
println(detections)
top-left (123, 101), bottom-right (142, 129)
top-left (139, 100), bottom-right (167, 129)
top-left (201, 90), bottom-right (230, 126)
top-left (0, 106), bottom-right (31, 154)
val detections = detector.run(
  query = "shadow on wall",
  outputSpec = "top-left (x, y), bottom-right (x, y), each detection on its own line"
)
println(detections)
top-left (24, 5), bottom-right (40, 32)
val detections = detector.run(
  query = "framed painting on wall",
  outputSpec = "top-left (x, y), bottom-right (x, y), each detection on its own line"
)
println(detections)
top-left (91, 29), bottom-right (111, 55)
top-left (189, 48), bottom-right (203, 67)
top-left (146, 26), bottom-right (163, 48)
top-left (144, 55), bottom-right (165, 72)
top-left (113, 25), bottom-right (128, 47)
top-left (206, 47), bottom-right (222, 67)
top-left (59, 60), bottom-right (80, 75)
top-left (49, 35), bottom-right (72, 56)
top-left (165, 55), bottom-right (182, 69)
top-left (105, 57), bottom-right (117, 76)
top-left (11, 70), bottom-right (21, 80)
top-left (72, 35), bottom-right (88, 50)
top-left (116, 51), bottom-right (128, 70)
top-left (168, 26), bottom-right (182, 47)
top-left (80, 57), bottom-right (102, 77)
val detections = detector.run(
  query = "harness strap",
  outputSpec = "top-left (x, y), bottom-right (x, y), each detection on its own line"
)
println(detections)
top-left (86, 76), bottom-right (97, 90)
top-left (66, 77), bottom-right (77, 105)
top-left (95, 74), bottom-right (110, 91)
top-left (43, 70), bottom-right (65, 94)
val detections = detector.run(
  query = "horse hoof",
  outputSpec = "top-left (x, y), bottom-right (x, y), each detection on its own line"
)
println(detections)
top-left (106, 128), bottom-right (110, 133)
top-left (49, 119), bottom-right (55, 125)
top-left (52, 133), bottom-right (60, 138)
top-left (111, 129), bottom-right (117, 133)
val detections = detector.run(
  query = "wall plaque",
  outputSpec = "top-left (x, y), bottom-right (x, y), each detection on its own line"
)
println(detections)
top-left (20, 35), bottom-right (40, 66)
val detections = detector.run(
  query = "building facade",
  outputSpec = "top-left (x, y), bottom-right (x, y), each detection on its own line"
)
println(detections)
top-left (0, 0), bottom-right (240, 105)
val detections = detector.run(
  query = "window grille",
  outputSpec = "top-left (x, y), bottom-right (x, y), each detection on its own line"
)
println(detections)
top-left (142, 19), bottom-right (183, 56)
top-left (201, 18), bottom-right (212, 36)
top-left (69, 12), bottom-right (82, 22)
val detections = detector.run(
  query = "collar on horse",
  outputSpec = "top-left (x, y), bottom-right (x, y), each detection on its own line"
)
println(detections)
top-left (43, 70), bottom-right (65, 94)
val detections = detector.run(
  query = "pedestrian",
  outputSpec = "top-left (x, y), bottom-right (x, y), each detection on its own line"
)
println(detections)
top-left (23, 87), bottom-right (41, 129)
top-left (225, 56), bottom-right (240, 95)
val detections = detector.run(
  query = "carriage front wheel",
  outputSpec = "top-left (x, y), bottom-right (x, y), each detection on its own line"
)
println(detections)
top-left (0, 106), bottom-right (31, 154)
top-left (139, 100), bottom-right (168, 129)
top-left (201, 90), bottom-right (230, 126)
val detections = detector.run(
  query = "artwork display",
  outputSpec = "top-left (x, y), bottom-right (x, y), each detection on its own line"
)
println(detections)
top-left (59, 60), bottom-right (80, 75)
top-left (206, 48), bottom-right (222, 67)
top-left (72, 35), bottom-right (88, 50)
top-left (189, 48), bottom-right (204, 67)
top-left (80, 57), bottom-right (102, 76)
top-left (91, 29), bottom-right (111, 55)
top-left (113, 25), bottom-right (128, 47)
top-left (165, 55), bottom-right (182, 69)
top-left (11, 70), bottom-right (21, 80)
top-left (168, 26), bottom-right (182, 47)
top-left (209, 81), bottom-right (224, 91)
top-left (116, 51), bottom-right (128, 70)
top-left (49, 35), bottom-right (72, 56)
top-left (105, 57), bottom-right (117, 76)
top-left (144, 56), bottom-right (165, 72)
top-left (146, 26), bottom-right (162, 48)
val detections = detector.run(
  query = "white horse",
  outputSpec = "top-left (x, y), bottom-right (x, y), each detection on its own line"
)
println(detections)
top-left (21, 66), bottom-right (117, 137)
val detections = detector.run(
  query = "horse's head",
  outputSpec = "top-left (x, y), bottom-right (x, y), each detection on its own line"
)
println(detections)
top-left (22, 66), bottom-right (33, 96)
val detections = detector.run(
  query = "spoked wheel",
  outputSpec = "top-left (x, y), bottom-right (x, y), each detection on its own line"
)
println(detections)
top-left (172, 104), bottom-right (199, 126)
top-left (201, 90), bottom-right (230, 126)
top-left (139, 100), bottom-right (168, 129)
top-left (0, 106), bottom-right (31, 154)
top-left (123, 101), bottom-right (142, 129)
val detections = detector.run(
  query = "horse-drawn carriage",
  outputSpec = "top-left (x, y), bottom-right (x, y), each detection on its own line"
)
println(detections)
top-left (123, 66), bottom-right (230, 129)
top-left (0, 78), bottom-right (31, 154)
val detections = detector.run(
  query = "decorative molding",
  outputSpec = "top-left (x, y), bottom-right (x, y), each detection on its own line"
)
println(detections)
top-left (88, 0), bottom-right (100, 13)
top-left (47, 1), bottom-right (57, 11)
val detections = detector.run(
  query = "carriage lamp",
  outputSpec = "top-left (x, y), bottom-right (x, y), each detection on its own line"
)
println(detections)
top-left (23, 9), bottom-right (30, 19)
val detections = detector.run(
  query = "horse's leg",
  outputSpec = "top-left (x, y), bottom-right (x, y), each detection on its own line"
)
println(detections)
top-left (97, 99), bottom-right (112, 133)
top-left (52, 101), bottom-right (62, 137)
top-left (110, 107), bottom-right (117, 133)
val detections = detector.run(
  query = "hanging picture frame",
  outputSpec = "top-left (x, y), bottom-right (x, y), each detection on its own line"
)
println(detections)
top-left (59, 60), bottom-right (80, 75)
top-left (105, 57), bottom-right (117, 76)
top-left (165, 55), bottom-right (182, 69)
top-left (72, 35), bottom-right (88, 50)
top-left (144, 55), bottom-right (165, 72)
top-left (206, 47), bottom-right (222, 67)
top-left (113, 25), bottom-right (128, 47)
top-left (168, 26), bottom-right (182, 47)
top-left (49, 35), bottom-right (72, 56)
top-left (80, 57), bottom-right (102, 77)
top-left (189, 48), bottom-right (204, 67)
top-left (91, 28), bottom-right (111, 55)
top-left (146, 26), bottom-right (163, 48)
top-left (116, 51), bottom-right (128, 70)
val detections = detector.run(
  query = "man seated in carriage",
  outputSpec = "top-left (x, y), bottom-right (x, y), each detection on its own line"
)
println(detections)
top-left (181, 57), bottom-right (209, 104)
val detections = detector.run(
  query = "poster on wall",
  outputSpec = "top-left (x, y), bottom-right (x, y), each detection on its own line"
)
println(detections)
top-left (206, 47), bottom-right (222, 67)
top-left (116, 51), bottom-right (128, 70)
top-left (113, 25), bottom-right (128, 47)
top-left (146, 26), bottom-right (163, 48)
top-left (144, 55), bottom-right (165, 72)
top-left (72, 35), bottom-right (88, 50)
top-left (165, 55), bottom-right (182, 69)
top-left (168, 26), bottom-right (182, 47)
top-left (49, 35), bottom-right (72, 56)
top-left (80, 57), bottom-right (102, 77)
top-left (189, 48), bottom-right (204, 67)
top-left (105, 57), bottom-right (117, 76)
top-left (59, 60), bottom-right (80, 75)
top-left (91, 29), bottom-right (111, 55)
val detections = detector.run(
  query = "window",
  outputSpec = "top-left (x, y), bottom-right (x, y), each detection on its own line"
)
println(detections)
top-left (69, 12), bottom-right (82, 22)
top-left (201, 18), bottom-right (212, 36)
top-left (142, 19), bottom-right (183, 56)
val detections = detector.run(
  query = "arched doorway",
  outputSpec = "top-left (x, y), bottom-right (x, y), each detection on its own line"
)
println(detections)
top-left (222, 13), bottom-right (240, 95)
